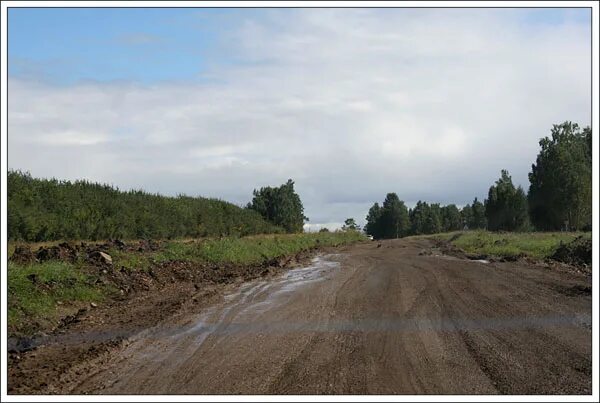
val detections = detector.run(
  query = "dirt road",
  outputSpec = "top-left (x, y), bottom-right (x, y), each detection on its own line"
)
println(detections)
top-left (35, 238), bottom-right (596, 394)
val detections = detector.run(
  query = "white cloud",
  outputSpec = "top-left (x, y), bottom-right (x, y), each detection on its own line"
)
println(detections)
top-left (8, 9), bottom-right (591, 226)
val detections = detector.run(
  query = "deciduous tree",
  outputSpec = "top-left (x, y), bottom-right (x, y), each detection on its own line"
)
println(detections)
top-left (248, 179), bottom-right (308, 233)
top-left (528, 122), bottom-right (592, 230)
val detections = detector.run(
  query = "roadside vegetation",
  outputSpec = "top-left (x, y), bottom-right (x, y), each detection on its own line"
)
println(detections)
top-left (7, 171), bottom-right (284, 241)
top-left (111, 231), bottom-right (365, 269)
top-left (365, 121), bottom-right (592, 239)
top-left (181, 231), bottom-right (362, 265)
top-left (8, 231), bottom-right (365, 336)
top-left (431, 230), bottom-right (591, 261)
top-left (8, 261), bottom-right (105, 335)
top-left (8, 166), bottom-right (360, 337)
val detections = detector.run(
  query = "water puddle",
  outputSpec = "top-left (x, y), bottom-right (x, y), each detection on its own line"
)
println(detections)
top-left (162, 254), bottom-right (341, 349)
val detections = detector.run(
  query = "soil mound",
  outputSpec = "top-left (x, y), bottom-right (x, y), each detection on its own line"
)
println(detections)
top-left (432, 239), bottom-right (468, 259)
top-left (10, 246), bottom-right (36, 265)
top-left (551, 236), bottom-right (592, 267)
top-left (36, 242), bottom-right (79, 263)
top-left (10, 240), bottom-right (131, 266)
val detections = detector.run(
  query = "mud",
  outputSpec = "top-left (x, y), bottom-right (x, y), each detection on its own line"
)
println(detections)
top-left (7, 241), bottom-right (330, 394)
top-left (8, 238), bottom-right (592, 395)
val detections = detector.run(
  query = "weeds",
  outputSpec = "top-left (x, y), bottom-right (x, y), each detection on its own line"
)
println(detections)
top-left (8, 261), bottom-right (104, 335)
top-left (431, 230), bottom-right (591, 260)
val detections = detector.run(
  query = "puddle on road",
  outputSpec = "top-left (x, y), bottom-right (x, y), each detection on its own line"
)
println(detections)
top-left (245, 254), bottom-right (341, 313)
top-left (110, 254), bottom-right (342, 369)
top-left (165, 254), bottom-right (341, 347)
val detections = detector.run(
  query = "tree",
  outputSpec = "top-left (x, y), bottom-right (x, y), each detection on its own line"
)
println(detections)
top-left (409, 201), bottom-right (442, 235)
top-left (426, 203), bottom-right (443, 234)
top-left (364, 203), bottom-right (383, 238)
top-left (365, 194), bottom-right (409, 239)
top-left (470, 197), bottom-right (487, 229)
top-left (409, 201), bottom-right (428, 235)
top-left (528, 122), bottom-right (592, 231)
top-left (247, 179), bottom-right (308, 233)
top-left (460, 204), bottom-right (473, 229)
top-left (342, 218), bottom-right (359, 231)
top-left (441, 204), bottom-right (462, 232)
top-left (460, 198), bottom-right (486, 230)
top-left (379, 193), bottom-right (410, 238)
top-left (484, 170), bottom-right (528, 231)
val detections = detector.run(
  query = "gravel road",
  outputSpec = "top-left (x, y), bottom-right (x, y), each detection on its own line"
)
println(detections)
top-left (72, 238), bottom-right (591, 394)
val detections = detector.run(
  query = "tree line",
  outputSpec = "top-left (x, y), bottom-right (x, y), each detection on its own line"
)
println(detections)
top-left (365, 121), bottom-right (592, 239)
top-left (7, 121), bottom-right (589, 242)
top-left (364, 194), bottom-right (487, 239)
top-left (7, 171), bottom-right (285, 241)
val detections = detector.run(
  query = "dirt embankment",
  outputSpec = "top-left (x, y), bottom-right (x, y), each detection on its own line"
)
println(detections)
top-left (551, 236), bottom-right (592, 267)
top-left (11, 239), bottom-right (152, 265)
top-left (7, 239), bottom-right (336, 394)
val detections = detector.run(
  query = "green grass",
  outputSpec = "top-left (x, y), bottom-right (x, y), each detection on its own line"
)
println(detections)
top-left (106, 232), bottom-right (366, 268)
top-left (196, 231), bottom-right (365, 265)
top-left (108, 249), bottom-right (152, 271)
top-left (8, 261), bottom-right (105, 335)
top-left (431, 230), bottom-right (591, 260)
top-left (145, 231), bottom-right (366, 266)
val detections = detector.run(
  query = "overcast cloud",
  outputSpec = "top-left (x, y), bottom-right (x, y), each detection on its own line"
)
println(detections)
top-left (8, 9), bottom-right (591, 230)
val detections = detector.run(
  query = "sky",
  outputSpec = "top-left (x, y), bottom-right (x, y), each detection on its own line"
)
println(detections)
top-left (7, 7), bottom-right (592, 230)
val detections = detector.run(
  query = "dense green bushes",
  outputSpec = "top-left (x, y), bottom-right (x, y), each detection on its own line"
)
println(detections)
top-left (8, 171), bottom-right (283, 241)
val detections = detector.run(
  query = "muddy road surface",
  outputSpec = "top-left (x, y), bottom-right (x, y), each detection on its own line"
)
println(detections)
top-left (19, 238), bottom-right (594, 394)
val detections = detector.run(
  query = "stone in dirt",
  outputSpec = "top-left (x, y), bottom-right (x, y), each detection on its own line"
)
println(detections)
top-left (88, 251), bottom-right (113, 265)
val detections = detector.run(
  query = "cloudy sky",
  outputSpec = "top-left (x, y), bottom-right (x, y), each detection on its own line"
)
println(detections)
top-left (8, 7), bottom-right (591, 230)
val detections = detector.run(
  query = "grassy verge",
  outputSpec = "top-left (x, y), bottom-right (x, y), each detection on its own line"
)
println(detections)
top-left (108, 231), bottom-right (365, 269)
top-left (430, 230), bottom-right (591, 260)
top-left (8, 231), bottom-right (365, 336)
top-left (166, 231), bottom-right (364, 265)
top-left (8, 261), bottom-right (106, 335)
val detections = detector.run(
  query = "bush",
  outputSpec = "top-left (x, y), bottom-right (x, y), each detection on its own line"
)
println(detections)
top-left (8, 171), bottom-right (283, 241)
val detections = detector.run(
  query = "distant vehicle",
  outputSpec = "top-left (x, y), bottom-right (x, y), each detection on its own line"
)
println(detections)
top-left (367, 235), bottom-right (374, 241)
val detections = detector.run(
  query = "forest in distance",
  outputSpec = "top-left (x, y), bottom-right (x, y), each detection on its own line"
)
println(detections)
top-left (7, 121), bottom-right (592, 242)
top-left (364, 121), bottom-right (591, 239)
